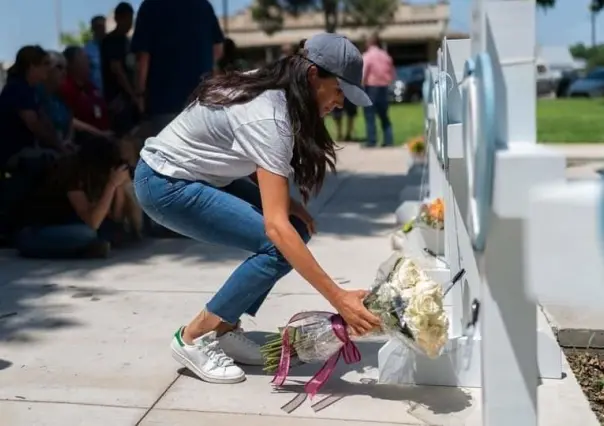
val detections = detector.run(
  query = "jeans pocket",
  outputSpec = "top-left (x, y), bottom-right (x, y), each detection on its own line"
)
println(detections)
top-left (133, 176), bottom-right (164, 224)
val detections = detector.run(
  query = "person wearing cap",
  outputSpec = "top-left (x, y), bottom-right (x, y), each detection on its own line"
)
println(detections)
top-left (133, 33), bottom-right (379, 384)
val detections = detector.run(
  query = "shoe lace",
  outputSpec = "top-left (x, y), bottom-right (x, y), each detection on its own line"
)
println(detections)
top-left (204, 340), bottom-right (235, 367)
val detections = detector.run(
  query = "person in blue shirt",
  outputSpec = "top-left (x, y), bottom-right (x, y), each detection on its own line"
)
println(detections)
top-left (83, 15), bottom-right (107, 93)
top-left (0, 45), bottom-right (65, 169)
top-left (131, 0), bottom-right (225, 135)
top-left (37, 51), bottom-right (72, 142)
top-left (0, 46), bottom-right (67, 242)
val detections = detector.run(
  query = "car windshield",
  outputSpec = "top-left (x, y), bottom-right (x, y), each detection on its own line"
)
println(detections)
top-left (585, 69), bottom-right (604, 80)
top-left (396, 66), bottom-right (424, 82)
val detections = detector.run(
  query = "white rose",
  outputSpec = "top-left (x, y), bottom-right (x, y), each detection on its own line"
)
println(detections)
top-left (418, 294), bottom-right (441, 316)
top-left (414, 278), bottom-right (441, 297)
top-left (396, 259), bottom-right (428, 289)
top-left (401, 288), bottom-right (414, 301)
top-left (433, 312), bottom-right (449, 330)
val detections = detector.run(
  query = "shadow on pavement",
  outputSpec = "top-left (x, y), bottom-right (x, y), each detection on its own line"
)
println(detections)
top-left (177, 337), bottom-right (472, 417)
top-left (0, 359), bottom-right (12, 371)
top-left (0, 165), bottom-right (426, 344)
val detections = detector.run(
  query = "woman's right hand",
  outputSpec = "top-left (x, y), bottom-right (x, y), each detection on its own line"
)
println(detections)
top-left (331, 289), bottom-right (381, 336)
top-left (109, 164), bottom-right (130, 188)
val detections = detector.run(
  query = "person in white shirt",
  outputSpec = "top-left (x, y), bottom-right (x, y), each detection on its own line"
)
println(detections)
top-left (133, 33), bottom-right (380, 384)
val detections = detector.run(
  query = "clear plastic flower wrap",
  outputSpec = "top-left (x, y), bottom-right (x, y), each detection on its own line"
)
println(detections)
top-left (262, 251), bottom-right (450, 376)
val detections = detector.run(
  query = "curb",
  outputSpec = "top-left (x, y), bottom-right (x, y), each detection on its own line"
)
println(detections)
top-left (541, 306), bottom-right (604, 349)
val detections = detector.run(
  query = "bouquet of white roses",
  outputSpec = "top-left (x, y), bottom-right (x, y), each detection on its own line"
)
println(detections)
top-left (263, 252), bottom-right (452, 396)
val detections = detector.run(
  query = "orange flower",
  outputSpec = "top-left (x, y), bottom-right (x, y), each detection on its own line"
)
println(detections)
top-left (406, 135), bottom-right (425, 154)
top-left (427, 198), bottom-right (444, 221)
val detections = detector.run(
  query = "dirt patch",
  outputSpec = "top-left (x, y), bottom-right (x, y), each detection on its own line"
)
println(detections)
top-left (565, 348), bottom-right (604, 424)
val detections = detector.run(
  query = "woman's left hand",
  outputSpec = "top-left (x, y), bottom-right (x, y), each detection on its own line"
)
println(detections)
top-left (290, 199), bottom-right (316, 235)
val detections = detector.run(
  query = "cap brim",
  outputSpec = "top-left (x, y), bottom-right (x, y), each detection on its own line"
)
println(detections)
top-left (338, 78), bottom-right (372, 107)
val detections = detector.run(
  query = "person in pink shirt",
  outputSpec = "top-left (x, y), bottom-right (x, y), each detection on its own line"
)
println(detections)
top-left (362, 33), bottom-right (395, 147)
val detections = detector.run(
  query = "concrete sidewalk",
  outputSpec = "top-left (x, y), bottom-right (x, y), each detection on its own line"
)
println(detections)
top-left (548, 143), bottom-right (604, 163)
top-left (0, 144), bottom-right (597, 425)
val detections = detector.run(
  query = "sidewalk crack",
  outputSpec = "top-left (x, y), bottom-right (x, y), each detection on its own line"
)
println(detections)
top-left (134, 372), bottom-right (181, 425)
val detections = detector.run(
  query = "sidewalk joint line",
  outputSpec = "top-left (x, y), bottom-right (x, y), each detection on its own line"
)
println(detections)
top-left (0, 398), bottom-right (146, 409)
top-left (147, 407), bottom-right (424, 425)
top-left (135, 373), bottom-right (181, 425)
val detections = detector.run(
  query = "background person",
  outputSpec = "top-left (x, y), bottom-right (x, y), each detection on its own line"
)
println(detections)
top-left (216, 38), bottom-right (249, 74)
top-left (14, 138), bottom-right (135, 259)
top-left (84, 15), bottom-right (106, 93)
top-left (37, 51), bottom-right (73, 146)
top-left (331, 98), bottom-right (358, 141)
top-left (101, 2), bottom-right (139, 136)
top-left (61, 46), bottom-right (114, 140)
top-left (131, 0), bottom-right (224, 136)
top-left (362, 32), bottom-right (395, 147)
top-left (0, 46), bottom-right (65, 170)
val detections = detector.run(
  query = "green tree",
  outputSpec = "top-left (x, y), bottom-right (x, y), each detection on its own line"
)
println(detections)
top-left (569, 43), bottom-right (590, 61)
top-left (569, 43), bottom-right (604, 69)
top-left (59, 21), bottom-right (92, 47)
top-left (536, 0), bottom-right (604, 8)
top-left (343, 0), bottom-right (399, 30)
top-left (252, 0), bottom-right (398, 35)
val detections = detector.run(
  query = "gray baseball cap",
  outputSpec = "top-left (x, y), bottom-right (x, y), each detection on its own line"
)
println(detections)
top-left (304, 33), bottom-right (372, 107)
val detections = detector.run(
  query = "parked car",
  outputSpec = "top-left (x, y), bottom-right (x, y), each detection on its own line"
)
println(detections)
top-left (389, 64), bottom-right (425, 103)
top-left (536, 63), bottom-right (556, 97)
top-left (567, 68), bottom-right (604, 97)
top-left (555, 69), bottom-right (581, 97)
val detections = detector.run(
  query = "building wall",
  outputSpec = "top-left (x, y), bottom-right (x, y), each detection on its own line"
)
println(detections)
top-left (221, 2), bottom-right (464, 67)
top-left (238, 39), bottom-right (437, 68)
top-left (221, 2), bottom-right (450, 46)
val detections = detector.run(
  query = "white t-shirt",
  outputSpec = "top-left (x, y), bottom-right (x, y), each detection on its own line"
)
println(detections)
top-left (140, 90), bottom-right (293, 187)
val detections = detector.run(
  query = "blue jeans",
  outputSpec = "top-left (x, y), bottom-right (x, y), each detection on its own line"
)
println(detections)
top-left (17, 224), bottom-right (99, 258)
top-left (363, 86), bottom-right (393, 146)
top-left (16, 219), bottom-right (121, 258)
top-left (133, 160), bottom-right (311, 324)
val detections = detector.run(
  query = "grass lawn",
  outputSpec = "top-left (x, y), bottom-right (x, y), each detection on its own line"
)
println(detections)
top-left (325, 99), bottom-right (604, 144)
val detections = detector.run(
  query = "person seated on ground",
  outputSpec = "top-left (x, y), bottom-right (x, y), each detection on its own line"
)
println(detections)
top-left (61, 46), bottom-right (113, 141)
top-left (0, 45), bottom-right (66, 171)
top-left (36, 51), bottom-right (74, 147)
top-left (40, 51), bottom-right (117, 147)
top-left (59, 46), bottom-right (139, 168)
top-left (13, 137), bottom-right (142, 259)
top-left (216, 39), bottom-right (249, 74)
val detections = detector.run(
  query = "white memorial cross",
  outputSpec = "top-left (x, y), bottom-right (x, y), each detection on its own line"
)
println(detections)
top-left (381, 2), bottom-right (567, 425)
top-left (466, 0), bottom-right (564, 424)
top-left (525, 182), bottom-right (604, 306)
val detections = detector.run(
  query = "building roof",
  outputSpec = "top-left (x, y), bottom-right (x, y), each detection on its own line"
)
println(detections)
top-left (221, 2), bottom-right (453, 48)
top-left (537, 46), bottom-right (574, 68)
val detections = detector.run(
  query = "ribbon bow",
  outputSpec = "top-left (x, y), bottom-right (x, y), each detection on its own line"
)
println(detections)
top-left (271, 312), bottom-right (361, 412)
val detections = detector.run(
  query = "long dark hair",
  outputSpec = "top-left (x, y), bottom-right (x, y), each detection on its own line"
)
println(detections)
top-left (7, 45), bottom-right (48, 79)
top-left (190, 54), bottom-right (337, 202)
top-left (46, 138), bottom-right (124, 200)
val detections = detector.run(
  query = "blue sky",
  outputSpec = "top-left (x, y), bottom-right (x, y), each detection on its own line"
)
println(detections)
top-left (0, 0), bottom-right (601, 62)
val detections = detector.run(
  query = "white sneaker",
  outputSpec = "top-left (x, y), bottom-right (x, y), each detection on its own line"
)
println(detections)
top-left (218, 326), bottom-right (264, 366)
top-left (170, 327), bottom-right (246, 384)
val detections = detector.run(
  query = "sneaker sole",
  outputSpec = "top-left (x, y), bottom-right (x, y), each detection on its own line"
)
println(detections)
top-left (171, 346), bottom-right (246, 384)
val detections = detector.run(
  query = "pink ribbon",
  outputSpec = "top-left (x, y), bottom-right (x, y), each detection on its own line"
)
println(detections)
top-left (271, 312), bottom-right (361, 399)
